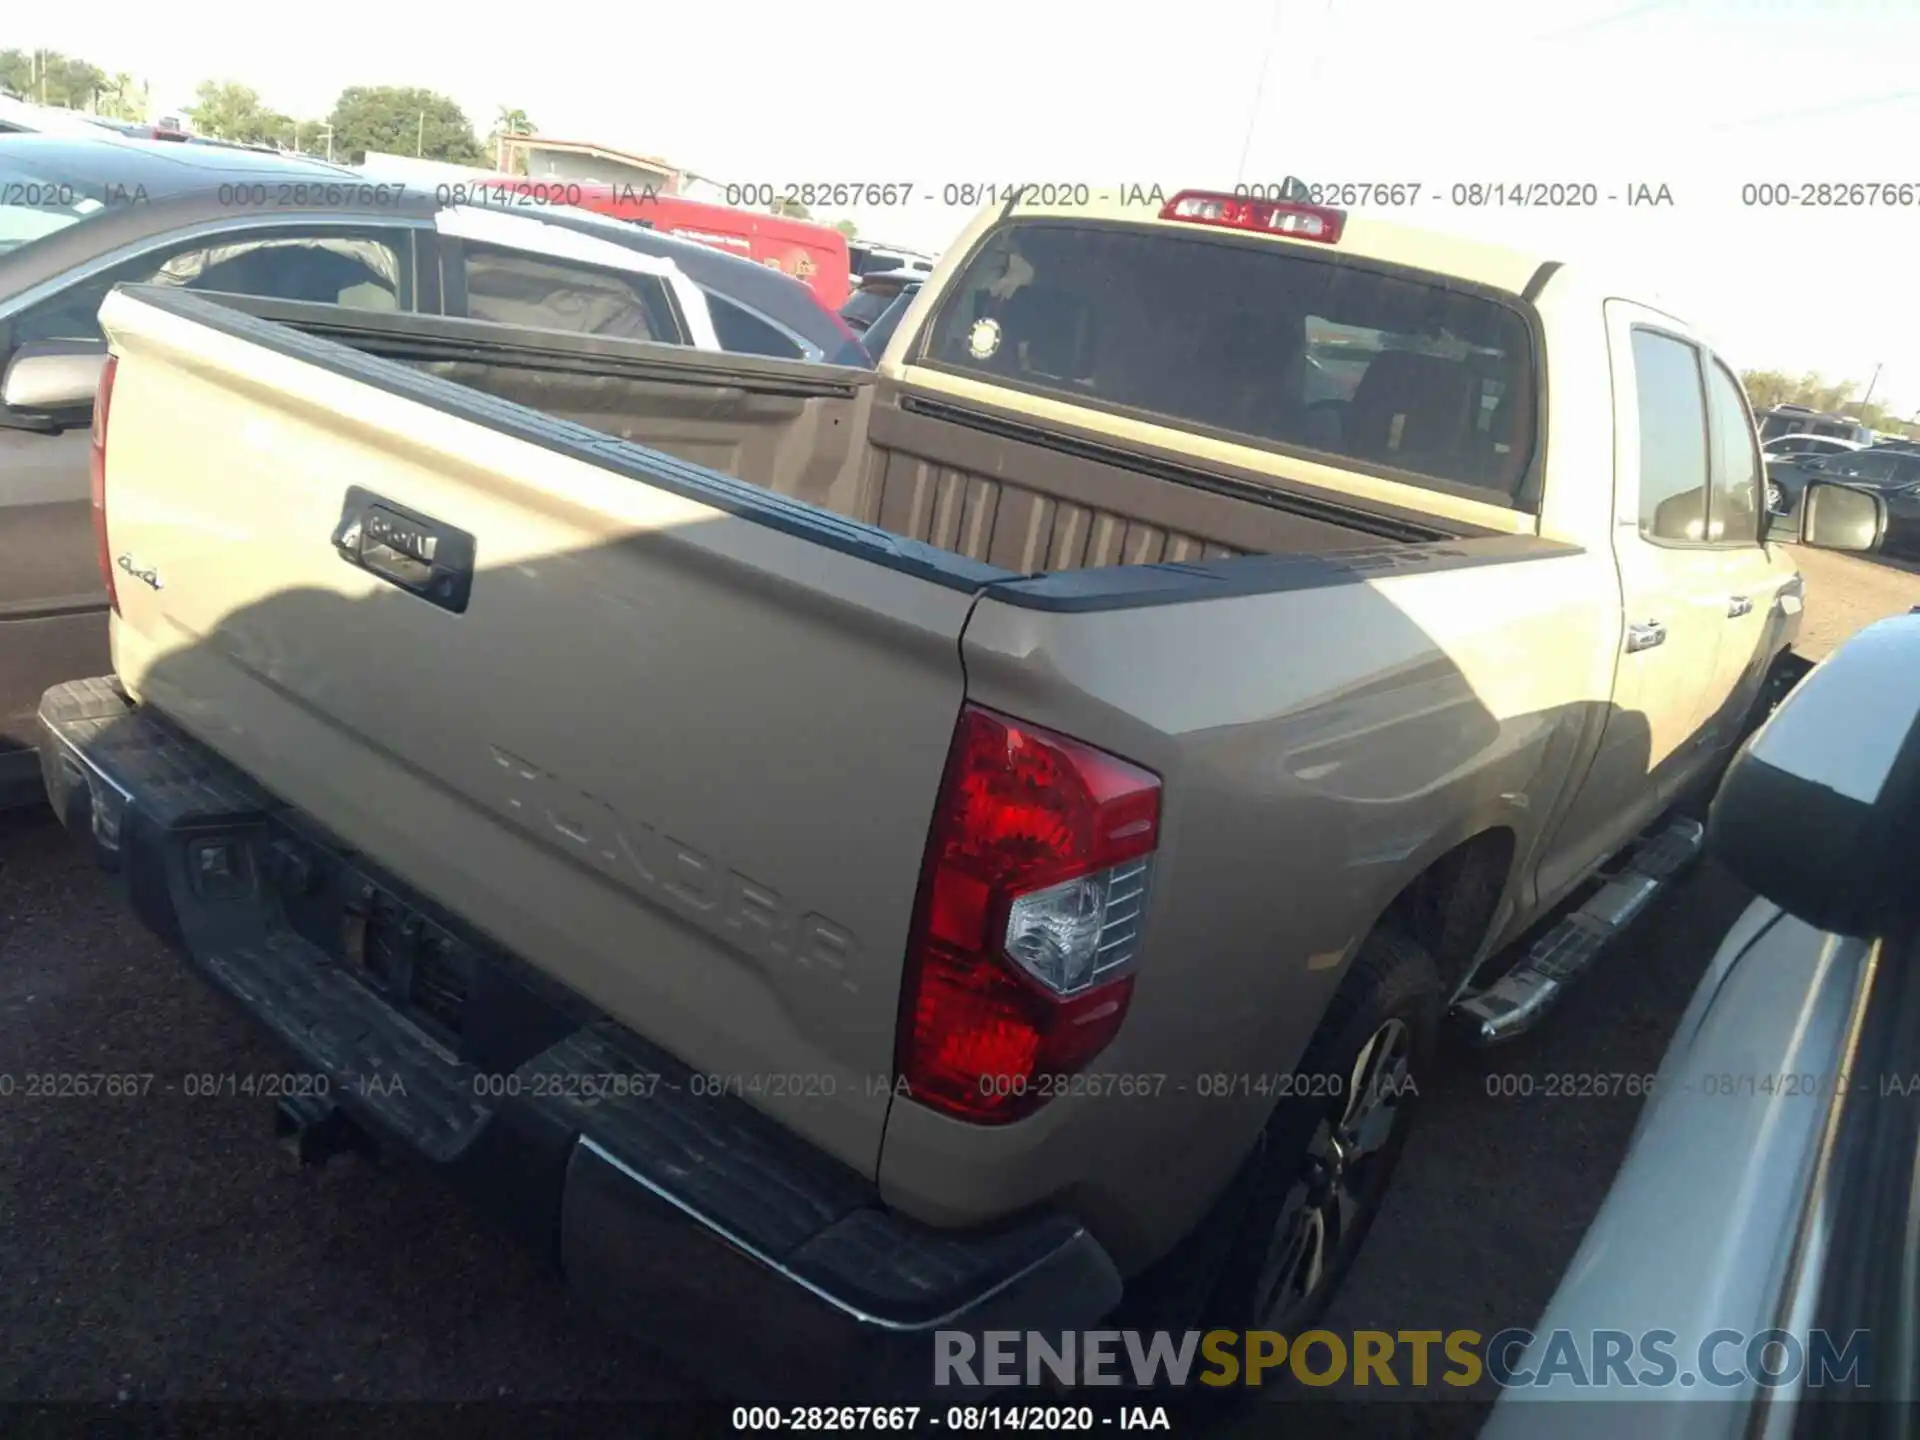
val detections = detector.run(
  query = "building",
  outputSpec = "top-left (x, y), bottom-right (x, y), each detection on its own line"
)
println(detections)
top-left (494, 134), bottom-right (720, 199)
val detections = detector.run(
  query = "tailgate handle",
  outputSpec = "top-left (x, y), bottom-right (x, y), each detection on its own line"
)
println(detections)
top-left (332, 486), bottom-right (475, 615)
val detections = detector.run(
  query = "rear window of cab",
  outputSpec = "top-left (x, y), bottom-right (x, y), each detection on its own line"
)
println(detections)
top-left (917, 220), bottom-right (1541, 509)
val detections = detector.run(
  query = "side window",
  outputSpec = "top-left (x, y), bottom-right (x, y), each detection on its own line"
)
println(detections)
top-left (706, 295), bottom-right (806, 359)
top-left (857, 290), bottom-right (919, 364)
top-left (10, 228), bottom-right (412, 347)
top-left (155, 233), bottom-right (408, 311)
top-left (840, 286), bottom-right (898, 330)
top-left (1834, 452), bottom-right (1896, 483)
top-left (461, 242), bottom-right (681, 343)
top-left (1704, 358), bottom-right (1761, 545)
top-left (1631, 329), bottom-right (1712, 543)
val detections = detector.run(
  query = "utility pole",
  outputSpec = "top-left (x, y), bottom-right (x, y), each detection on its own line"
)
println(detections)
top-left (320, 122), bottom-right (334, 162)
top-left (417, 111), bottom-right (425, 157)
top-left (1859, 362), bottom-right (1884, 413)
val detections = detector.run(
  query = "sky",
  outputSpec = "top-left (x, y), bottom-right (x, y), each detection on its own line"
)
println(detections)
top-left (13, 0), bottom-right (1920, 414)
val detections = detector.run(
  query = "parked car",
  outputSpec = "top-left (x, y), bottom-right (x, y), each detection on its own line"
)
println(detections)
top-left (562, 185), bottom-right (856, 311)
top-left (0, 133), bottom-right (864, 805)
top-left (1757, 403), bottom-right (1875, 447)
top-left (1823, 448), bottom-right (1920, 556)
top-left (848, 278), bottom-right (920, 362)
top-left (1782, 448), bottom-right (1920, 554)
top-left (33, 186), bottom-right (1880, 1393)
top-left (476, 197), bottom-right (863, 363)
top-left (1882, 481), bottom-right (1920, 558)
top-left (837, 266), bottom-right (924, 334)
top-left (414, 173), bottom-right (861, 311)
top-left (1765, 455), bottom-right (1823, 515)
top-left (849, 240), bottom-right (936, 281)
top-left (1760, 432), bottom-right (1863, 462)
top-left (1763, 442), bottom-right (1917, 518)
top-left (1484, 581), bottom-right (1920, 1438)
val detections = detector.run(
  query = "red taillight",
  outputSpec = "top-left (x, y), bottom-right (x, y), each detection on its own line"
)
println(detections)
top-left (91, 354), bottom-right (119, 615)
top-left (1159, 188), bottom-right (1345, 244)
top-left (896, 704), bottom-right (1161, 1124)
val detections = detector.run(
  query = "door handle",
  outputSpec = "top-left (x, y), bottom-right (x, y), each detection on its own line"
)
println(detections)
top-left (332, 486), bottom-right (476, 614)
top-left (1727, 596), bottom-right (1753, 618)
top-left (1625, 621), bottom-right (1667, 653)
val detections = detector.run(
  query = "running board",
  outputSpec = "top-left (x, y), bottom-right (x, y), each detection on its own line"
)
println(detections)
top-left (1451, 816), bottom-right (1706, 1046)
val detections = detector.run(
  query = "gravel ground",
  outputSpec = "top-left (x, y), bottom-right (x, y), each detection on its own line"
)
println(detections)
top-left (3, 545), bottom-right (1917, 1439)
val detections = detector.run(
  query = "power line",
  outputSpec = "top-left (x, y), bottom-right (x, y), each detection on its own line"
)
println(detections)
top-left (1234, 0), bottom-right (1287, 187)
top-left (1234, 0), bottom-right (1338, 187)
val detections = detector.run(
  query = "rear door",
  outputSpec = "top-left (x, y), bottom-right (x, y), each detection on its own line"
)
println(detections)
top-left (1601, 308), bottom-right (1731, 803)
top-left (1697, 351), bottom-right (1798, 740)
top-left (96, 283), bottom-right (988, 1175)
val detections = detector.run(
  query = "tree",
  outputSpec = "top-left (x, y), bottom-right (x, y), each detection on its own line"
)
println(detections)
top-left (771, 197), bottom-right (812, 220)
top-left (490, 106), bottom-right (536, 172)
top-left (1739, 369), bottom-right (1795, 415)
top-left (100, 73), bottom-right (146, 122)
top-left (833, 219), bottom-right (858, 239)
top-left (326, 86), bottom-right (485, 165)
top-left (0, 49), bottom-right (110, 110)
top-left (186, 80), bottom-right (293, 146)
top-left (1741, 368), bottom-right (1915, 438)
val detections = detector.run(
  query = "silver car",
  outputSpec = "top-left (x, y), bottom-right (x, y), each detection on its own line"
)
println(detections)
top-left (1484, 597), bottom-right (1920, 1437)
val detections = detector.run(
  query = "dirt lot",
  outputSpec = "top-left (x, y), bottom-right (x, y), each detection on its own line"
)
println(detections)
top-left (2, 545), bottom-right (1916, 1438)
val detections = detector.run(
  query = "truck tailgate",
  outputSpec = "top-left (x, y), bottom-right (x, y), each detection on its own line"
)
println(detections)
top-left (93, 284), bottom-right (1002, 1175)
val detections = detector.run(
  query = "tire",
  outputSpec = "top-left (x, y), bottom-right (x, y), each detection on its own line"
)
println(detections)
top-left (1204, 927), bottom-right (1442, 1336)
top-left (1115, 928), bottom-right (1443, 1421)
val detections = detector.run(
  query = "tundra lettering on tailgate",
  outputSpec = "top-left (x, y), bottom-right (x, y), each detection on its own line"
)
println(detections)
top-left (487, 746), bottom-right (861, 992)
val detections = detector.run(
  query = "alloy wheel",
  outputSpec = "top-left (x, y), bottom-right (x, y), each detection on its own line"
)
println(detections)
top-left (1251, 1017), bottom-right (1415, 1328)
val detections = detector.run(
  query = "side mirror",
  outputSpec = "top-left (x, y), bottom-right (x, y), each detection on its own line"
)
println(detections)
top-left (0, 341), bottom-right (107, 431)
top-left (1797, 479), bottom-right (1886, 552)
top-left (1709, 611), bottom-right (1920, 934)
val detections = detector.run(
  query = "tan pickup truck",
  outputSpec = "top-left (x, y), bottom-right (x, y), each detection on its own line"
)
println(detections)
top-left (37, 187), bottom-right (1885, 1392)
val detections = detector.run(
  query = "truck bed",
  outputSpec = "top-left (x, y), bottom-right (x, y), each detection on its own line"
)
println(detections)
top-left (215, 293), bottom-right (1495, 574)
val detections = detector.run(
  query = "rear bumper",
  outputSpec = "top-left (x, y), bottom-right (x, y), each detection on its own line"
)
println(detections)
top-left (37, 677), bottom-right (1121, 1397)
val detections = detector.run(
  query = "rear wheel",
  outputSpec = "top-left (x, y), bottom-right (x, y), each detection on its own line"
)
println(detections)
top-left (1199, 927), bottom-right (1443, 1336)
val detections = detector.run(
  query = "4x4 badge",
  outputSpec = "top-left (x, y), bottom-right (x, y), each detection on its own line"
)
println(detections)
top-left (116, 554), bottom-right (162, 591)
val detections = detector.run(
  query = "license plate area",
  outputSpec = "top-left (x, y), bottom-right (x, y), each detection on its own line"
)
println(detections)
top-left (339, 879), bottom-right (473, 1040)
top-left (259, 821), bottom-right (587, 1076)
